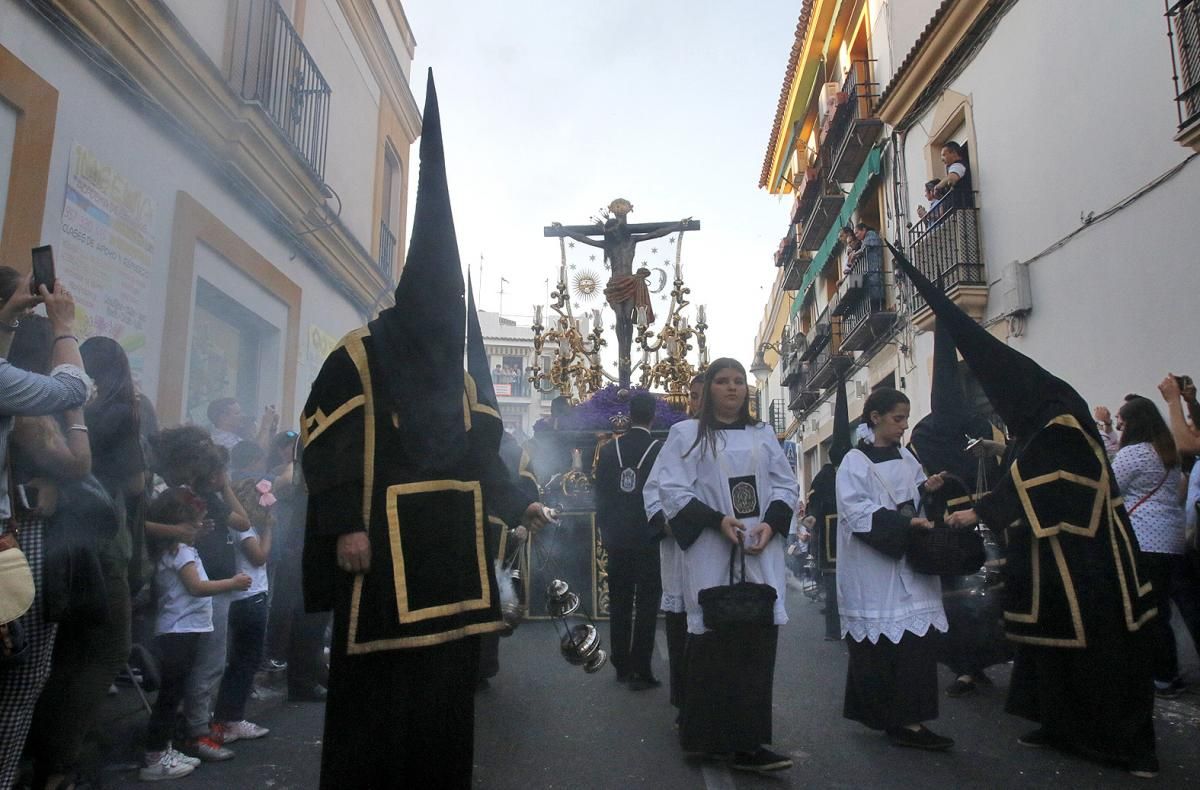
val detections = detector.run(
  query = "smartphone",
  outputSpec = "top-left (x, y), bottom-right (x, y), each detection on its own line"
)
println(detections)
top-left (15, 484), bottom-right (37, 511)
top-left (30, 245), bottom-right (56, 296)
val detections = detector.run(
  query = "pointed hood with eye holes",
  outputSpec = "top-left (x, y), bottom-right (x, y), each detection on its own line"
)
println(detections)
top-left (886, 241), bottom-right (1098, 446)
top-left (368, 70), bottom-right (467, 473)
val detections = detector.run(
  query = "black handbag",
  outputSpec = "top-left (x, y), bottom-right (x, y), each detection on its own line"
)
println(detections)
top-left (697, 544), bottom-right (777, 630)
top-left (43, 475), bottom-right (120, 624)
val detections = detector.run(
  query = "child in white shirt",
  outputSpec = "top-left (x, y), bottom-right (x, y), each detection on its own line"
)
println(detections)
top-left (142, 487), bottom-right (250, 782)
top-left (211, 479), bottom-right (276, 742)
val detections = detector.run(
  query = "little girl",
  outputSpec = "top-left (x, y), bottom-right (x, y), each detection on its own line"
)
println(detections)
top-left (211, 478), bottom-right (276, 743)
top-left (142, 487), bottom-right (250, 782)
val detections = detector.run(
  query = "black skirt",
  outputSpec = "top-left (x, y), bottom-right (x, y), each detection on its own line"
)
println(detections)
top-left (1007, 636), bottom-right (1156, 767)
top-left (680, 624), bottom-right (778, 753)
top-left (844, 629), bottom-right (939, 730)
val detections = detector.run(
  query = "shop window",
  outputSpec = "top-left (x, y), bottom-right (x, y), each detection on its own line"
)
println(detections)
top-left (186, 278), bottom-right (281, 427)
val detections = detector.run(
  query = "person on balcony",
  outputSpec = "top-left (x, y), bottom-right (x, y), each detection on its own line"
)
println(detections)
top-left (840, 225), bottom-right (861, 276)
top-left (934, 142), bottom-right (972, 210)
top-left (916, 180), bottom-right (946, 227)
top-left (855, 223), bottom-right (885, 311)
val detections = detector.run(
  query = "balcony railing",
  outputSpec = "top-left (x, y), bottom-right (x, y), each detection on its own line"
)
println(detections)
top-left (905, 195), bottom-right (985, 314)
top-left (787, 365), bottom-right (821, 416)
top-left (230, 0), bottom-right (332, 180)
top-left (1167, 0), bottom-right (1200, 131)
top-left (378, 221), bottom-right (397, 278)
top-left (808, 312), bottom-right (851, 391)
top-left (835, 254), bottom-right (897, 352)
top-left (768, 398), bottom-right (788, 434)
top-left (797, 155), bottom-right (846, 251)
top-left (825, 60), bottom-right (883, 183)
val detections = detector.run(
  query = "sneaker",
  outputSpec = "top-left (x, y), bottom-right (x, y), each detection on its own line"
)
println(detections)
top-left (1017, 728), bottom-right (1054, 748)
top-left (166, 746), bottom-right (201, 767)
top-left (886, 726), bottom-right (954, 751)
top-left (945, 677), bottom-right (978, 697)
top-left (139, 750), bottom-right (195, 781)
top-left (179, 735), bottom-right (234, 762)
top-left (732, 747), bottom-right (793, 773)
top-left (219, 720), bottom-right (270, 741)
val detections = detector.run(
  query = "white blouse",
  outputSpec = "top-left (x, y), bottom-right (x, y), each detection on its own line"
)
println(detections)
top-left (835, 446), bottom-right (947, 644)
top-left (652, 420), bottom-right (799, 634)
top-left (1113, 442), bottom-right (1185, 555)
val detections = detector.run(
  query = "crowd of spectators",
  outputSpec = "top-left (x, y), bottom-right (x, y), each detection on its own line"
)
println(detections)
top-left (1095, 375), bottom-right (1200, 700)
top-left (0, 266), bottom-right (324, 786)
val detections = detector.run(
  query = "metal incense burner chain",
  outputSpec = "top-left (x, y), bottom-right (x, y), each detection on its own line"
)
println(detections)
top-left (546, 579), bottom-right (607, 673)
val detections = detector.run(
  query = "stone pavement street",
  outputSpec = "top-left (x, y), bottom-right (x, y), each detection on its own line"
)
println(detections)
top-left (105, 585), bottom-right (1200, 788)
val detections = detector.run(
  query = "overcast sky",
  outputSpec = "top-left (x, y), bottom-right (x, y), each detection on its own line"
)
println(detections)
top-left (404, 1), bottom-right (799, 367)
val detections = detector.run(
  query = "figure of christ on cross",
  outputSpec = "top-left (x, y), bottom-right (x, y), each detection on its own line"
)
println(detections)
top-left (546, 199), bottom-right (699, 387)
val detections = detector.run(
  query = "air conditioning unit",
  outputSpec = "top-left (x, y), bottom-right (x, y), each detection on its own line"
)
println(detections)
top-left (1001, 260), bottom-right (1033, 315)
top-left (816, 81), bottom-right (842, 128)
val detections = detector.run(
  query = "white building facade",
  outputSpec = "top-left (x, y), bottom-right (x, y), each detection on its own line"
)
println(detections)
top-left (754, 0), bottom-right (1200, 499)
top-left (0, 0), bottom-right (419, 428)
top-left (476, 309), bottom-right (554, 440)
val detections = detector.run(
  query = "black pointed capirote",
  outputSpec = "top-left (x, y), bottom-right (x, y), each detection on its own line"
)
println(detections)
top-left (885, 241), bottom-right (1097, 443)
top-left (830, 373), bottom-right (852, 465)
top-left (466, 274), bottom-right (499, 412)
top-left (368, 69), bottom-right (468, 472)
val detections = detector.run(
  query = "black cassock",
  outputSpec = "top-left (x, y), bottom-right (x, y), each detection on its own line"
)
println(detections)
top-left (301, 328), bottom-right (534, 789)
top-left (974, 414), bottom-right (1157, 768)
top-left (806, 463), bottom-right (840, 640)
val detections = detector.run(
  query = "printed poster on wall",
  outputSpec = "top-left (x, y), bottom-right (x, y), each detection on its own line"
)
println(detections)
top-left (59, 143), bottom-right (155, 378)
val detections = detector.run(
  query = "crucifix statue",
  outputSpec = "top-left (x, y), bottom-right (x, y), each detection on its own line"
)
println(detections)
top-left (545, 199), bottom-right (700, 388)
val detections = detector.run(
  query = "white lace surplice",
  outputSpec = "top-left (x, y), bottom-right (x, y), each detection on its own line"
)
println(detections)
top-left (643, 463), bottom-right (685, 613)
top-left (835, 447), bottom-right (947, 644)
top-left (653, 421), bottom-right (799, 635)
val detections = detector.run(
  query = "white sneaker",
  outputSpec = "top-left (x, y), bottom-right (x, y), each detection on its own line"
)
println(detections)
top-left (139, 750), bottom-right (195, 781)
top-left (220, 720), bottom-right (270, 740)
top-left (166, 745), bottom-right (201, 768)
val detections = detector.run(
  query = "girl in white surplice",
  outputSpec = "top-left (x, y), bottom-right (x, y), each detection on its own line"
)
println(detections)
top-left (836, 387), bottom-right (954, 750)
top-left (652, 358), bottom-right (798, 773)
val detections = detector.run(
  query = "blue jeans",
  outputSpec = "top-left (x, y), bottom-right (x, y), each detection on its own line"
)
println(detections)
top-left (184, 592), bottom-right (230, 737)
top-left (214, 592), bottom-right (268, 723)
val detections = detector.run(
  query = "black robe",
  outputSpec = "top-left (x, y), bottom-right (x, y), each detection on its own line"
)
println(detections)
top-left (974, 414), bottom-right (1156, 766)
top-left (300, 328), bottom-right (534, 788)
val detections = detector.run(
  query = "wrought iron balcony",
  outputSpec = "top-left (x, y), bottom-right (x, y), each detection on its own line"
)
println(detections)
top-left (230, 0), bottom-right (332, 180)
top-left (808, 312), bottom-right (851, 391)
top-left (833, 253), bottom-right (896, 352)
top-left (797, 153), bottom-right (845, 251)
top-left (787, 364), bottom-right (821, 416)
top-left (905, 195), bottom-right (986, 316)
top-left (378, 221), bottom-right (397, 278)
top-left (780, 340), bottom-right (807, 386)
top-left (1167, 0), bottom-right (1200, 135)
top-left (825, 60), bottom-right (883, 183)
top-left (768, 398), bottom-right (788, 434)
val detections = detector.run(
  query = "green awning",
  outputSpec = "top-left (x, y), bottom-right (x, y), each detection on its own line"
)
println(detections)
top-left (789, 146), bottom-right (883, 319)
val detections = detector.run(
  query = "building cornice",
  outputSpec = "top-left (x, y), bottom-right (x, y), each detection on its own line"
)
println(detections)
top-left (875, 0), bottom-right (995, 126)
top-left (337, 0), bottom-right (420, 140)
top-left (40, 0), bottom-right (391, 309)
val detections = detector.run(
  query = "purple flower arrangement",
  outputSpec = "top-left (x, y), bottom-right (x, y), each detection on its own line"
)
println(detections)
top-left (533, 385), bottom-right (689, 432)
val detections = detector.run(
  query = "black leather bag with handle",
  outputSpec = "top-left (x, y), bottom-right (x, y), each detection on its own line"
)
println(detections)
top-left (42, 474), bottom-right (120, 625)
top-left (698, 543), bottom-right (777, 630)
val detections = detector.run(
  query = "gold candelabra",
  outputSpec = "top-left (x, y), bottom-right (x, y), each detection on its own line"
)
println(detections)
top-left (531, 212), bottom-right (707, 404)
top-left (634, 274), bottom-right (708, 408)
top-left (529, 278), bottom-right (607, 403)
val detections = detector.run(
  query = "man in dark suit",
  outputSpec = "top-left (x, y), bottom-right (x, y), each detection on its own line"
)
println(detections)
top-left (595, 393), bottom-right (663, 690)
